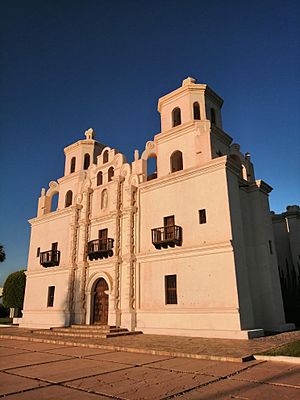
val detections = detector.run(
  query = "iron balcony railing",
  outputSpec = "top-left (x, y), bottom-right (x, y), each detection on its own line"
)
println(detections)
top-left (88, 238), bottom-right (114, 260)
top-left (151, 225), bottom-right (182, 249)
top-left (40, 250), bottom-right (60, 268)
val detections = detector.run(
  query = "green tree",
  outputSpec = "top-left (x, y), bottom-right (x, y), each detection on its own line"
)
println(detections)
top-left (0, 243), bottom-right (6, 262)
top-left (2, 270), bottom-right (26, 310)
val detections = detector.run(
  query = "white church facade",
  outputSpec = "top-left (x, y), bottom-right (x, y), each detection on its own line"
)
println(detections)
top-left (20, 78), bottom-right (294, 339)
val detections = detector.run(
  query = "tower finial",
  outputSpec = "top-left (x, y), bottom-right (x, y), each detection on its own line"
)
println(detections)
top-left (182, 77), bottom-right (196, 86)
top-left (84, 128), bottom-right (95, 140)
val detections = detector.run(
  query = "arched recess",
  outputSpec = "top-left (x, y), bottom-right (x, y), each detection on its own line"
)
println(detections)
top-left (103, 150), bottom-right (109, 164)
top-left (172, 107), bottom-right (181, 127)
top-left (108, 167), bottom-right (114, 182)
top-left (65, 190), bottom-right (73, 207)
top-left (50, 192), bottom-right (59, 212)
top-left (147, 156), bottom-right (157, 181)
top-left (46, 181), bottom-right (60, 213)
top-left (141, 141), bottom-right (157, 181)
top-left (193, 102), bottom-right (201, 120)
top-left (83, 153), bottom-right (90, 170)
top-left (70, 157), bottom-right (76, 173)
top-left (86, 272), bottom-right (113, 325)
top-left (97, 171), bottom-right (103, 186)
top-left (170, 150), bottom-right (183, 173)
top-left (101, 189), bottom-right (108, 209)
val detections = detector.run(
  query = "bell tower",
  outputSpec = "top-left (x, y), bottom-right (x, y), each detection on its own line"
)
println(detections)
top-left (158, 77), bottom-right (224, 133)
top-left (63, 128), bottom-right (105, 176)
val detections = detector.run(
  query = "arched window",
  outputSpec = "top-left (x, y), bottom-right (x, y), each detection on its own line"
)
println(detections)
top-left (97, 171), bottom-right (103, 186)
top-left (210, 108), bottom-right (216, 125)
top-left (108, 166), bottom-right (114, 182)
top-left (193, 102), bottom-right (200, 120)
top-left (170, 151), bottom-right (183, 173)
top-left (70, 157), bottom-right (76, 173)
top-left (83, 153), bottom-right (90, 170)
top-left (172, 107), bottom-right (181, 127)
top-left (65, 190), bottom-right (73, 208)
top-left (103, 150), bottom-right (109, 164)
top-left (101, 189), bottom-right (108, 209)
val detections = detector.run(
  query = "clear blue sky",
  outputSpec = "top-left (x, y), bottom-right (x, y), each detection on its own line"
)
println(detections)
top-left (0, 0), bottom-right (299, 284)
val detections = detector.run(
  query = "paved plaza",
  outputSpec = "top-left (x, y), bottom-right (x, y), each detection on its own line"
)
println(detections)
top-left (0, 337), bottom-right (299, 399)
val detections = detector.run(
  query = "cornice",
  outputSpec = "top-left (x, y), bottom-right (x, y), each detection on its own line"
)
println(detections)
top-left (211, 125), bottom-right (233, 146)
top-left (29, 206), bottom-right (74, 226)
top-left (154, 121), bottom-right (206, 144)
top-left (247, 180), bottom-right (273, 195)
top-left (157, 83), bottom-right (223, 112)
top-left (90, 214), bottom-right (118, 224)
top-left (58, 171), bottom-right (83, 184)
top-left (139, 157), bottom-right (227, 193)
top-left (26, 267), bottom-right (70, 278)
top-left (158, 84), bottom-right (207, 112)
top-left (272, 211), bottom-right (300, 222)
top-left (64, 139), bottom-right (97, 154)
top-left (137, 240), bottom-right (233, 262)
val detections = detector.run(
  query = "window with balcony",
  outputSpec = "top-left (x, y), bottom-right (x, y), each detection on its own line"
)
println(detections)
top-left (87, 229), bottom-right (114, 260)
top-left (165, 275), bottom-right (177, 304)
top-left (40, 242), bottom-right (60, 268)
top-left (152, 215), bottom-right (182, 249)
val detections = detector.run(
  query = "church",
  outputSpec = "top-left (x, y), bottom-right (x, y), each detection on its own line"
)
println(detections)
top-left (20, 77), bottom-right (294, 339)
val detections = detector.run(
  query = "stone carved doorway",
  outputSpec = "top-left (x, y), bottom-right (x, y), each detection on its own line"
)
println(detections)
top-left (93, 278), bottom-right (109, 325)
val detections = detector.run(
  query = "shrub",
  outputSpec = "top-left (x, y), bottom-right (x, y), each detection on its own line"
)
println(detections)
top-left (0, 304), bottom-right (9, 318)
top-left (2, 270), bottom-right (26, 309)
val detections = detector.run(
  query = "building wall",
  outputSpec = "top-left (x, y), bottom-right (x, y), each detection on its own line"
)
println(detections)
top-left (20, 78), bottom-right (293, 338)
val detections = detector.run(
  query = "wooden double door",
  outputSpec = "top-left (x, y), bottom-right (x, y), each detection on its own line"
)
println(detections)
top-left (93, 278), bottom-right (109, 325)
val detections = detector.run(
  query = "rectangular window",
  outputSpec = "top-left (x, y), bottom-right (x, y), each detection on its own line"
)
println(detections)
top-left (165, 275), bottom-right (177, 304)
top-left (164, 215), bottom-right (175, 240)
top-left (99, 229), bottom-right (108, 250)
top-left (98, 229), bottom-right (108, 240)
top-left (199, 209), bottom-right (207, 224)
top-left (269, 240), bottom-right (273, 255)
top-left (51, 242), bottom-right (58, 251)
top-left (36, 247), bottom-right (40, 257)
top-left (47, 286), bottom-right (55, 307)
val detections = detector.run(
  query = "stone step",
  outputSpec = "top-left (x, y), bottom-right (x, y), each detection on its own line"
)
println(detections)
top-left (50, 327), bottom-right (128, 334)
top-left (34, 329), bottom-right (143, 339)
top-left (70, 325), bottom-right (117, 330)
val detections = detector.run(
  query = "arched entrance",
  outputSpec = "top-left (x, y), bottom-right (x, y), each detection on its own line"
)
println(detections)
top-left (92, 278), bottom-right (109, 324)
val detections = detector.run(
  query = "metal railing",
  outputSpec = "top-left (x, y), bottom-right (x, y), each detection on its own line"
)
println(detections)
top-left (87, 238), bottom-right (114, 260)
top-left (40, 250), bottom-right (60, 267)
top-left (151, 225), bottom-right (182, 248)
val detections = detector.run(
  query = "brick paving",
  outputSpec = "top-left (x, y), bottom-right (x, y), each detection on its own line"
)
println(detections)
top-left (0, 338), bottom-right (299, 399)
top-left (0, 327), bottom-right (300, 361)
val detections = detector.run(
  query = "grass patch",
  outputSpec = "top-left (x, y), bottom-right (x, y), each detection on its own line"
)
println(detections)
top-left (262, 340), bottom-right (300, 357)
